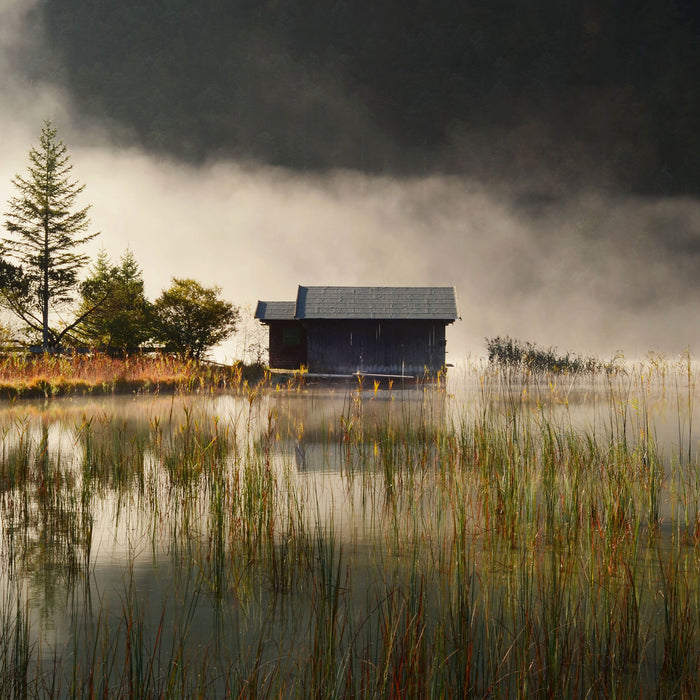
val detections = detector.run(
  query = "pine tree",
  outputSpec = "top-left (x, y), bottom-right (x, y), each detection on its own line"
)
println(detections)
top-left (77, 248), bottom-right (152, 352)
top-left (2, 121), bottom-right (98, 349)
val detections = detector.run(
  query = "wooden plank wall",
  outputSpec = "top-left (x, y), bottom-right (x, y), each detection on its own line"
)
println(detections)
top-left (306, 320), bottom-right (446, 375)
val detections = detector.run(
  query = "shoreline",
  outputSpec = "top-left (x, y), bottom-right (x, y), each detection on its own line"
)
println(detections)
top-left (0, 354), bottom-right (269, 400)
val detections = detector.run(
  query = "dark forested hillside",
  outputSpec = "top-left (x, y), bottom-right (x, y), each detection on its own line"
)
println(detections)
top-left (18, 0), bottom-right (700, 194)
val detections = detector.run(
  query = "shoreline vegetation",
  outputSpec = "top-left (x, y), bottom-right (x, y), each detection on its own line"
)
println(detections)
top-left (0, 337), bottom-right (660, 400)
top-left (0, 334), bottom-right (685, 402)
top-left (486, 335), bottom-right (619, 374)
top-left (0, 353), bottom-right (269, 399)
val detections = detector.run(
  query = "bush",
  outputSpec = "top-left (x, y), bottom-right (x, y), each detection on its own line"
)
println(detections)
top-left (486, 336), bottom-right (602, 374)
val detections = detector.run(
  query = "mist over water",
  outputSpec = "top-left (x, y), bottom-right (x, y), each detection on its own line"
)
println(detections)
top-left (1, 1), bottom-right (699, 363)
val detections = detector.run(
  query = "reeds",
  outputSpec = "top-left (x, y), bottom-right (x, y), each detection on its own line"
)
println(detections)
top-left (1, 360), bottom-right (700, 696)
top-left (0, 353), bottom-right (267, 398)
top-left (486, 335), bottom-right (614, 374)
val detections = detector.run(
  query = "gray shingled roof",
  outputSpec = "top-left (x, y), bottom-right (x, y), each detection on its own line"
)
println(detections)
top-left (296, 286), bottom-right (459, 320)
top-left (254, 300), bottom-right (296, 321)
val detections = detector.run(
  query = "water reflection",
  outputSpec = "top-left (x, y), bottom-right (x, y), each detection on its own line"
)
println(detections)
top-left (1, 367), bottom-right (700, 695)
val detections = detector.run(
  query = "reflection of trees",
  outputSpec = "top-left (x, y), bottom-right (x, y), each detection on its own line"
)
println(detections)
top-left (0, 413), bottom-right (151, 616)
top-left (75, 413), bottom-right (150, 492)
top-left (0, 420), bottom-right (91, 625)
top-left (153, 408), bottom-right (232, 488)
top-left (0, 402), bottom-right (240, 622)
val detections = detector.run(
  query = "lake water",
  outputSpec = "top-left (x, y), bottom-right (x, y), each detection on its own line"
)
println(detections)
top-left (2, 363), bottom-right (700, 696)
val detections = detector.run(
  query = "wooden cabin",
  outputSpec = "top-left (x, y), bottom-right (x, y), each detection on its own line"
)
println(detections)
top-left (255, 286), bottom-right (459, 377)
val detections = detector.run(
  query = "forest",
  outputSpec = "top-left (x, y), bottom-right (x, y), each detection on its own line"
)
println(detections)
top-left (13, 0), bottom-right (700, 195)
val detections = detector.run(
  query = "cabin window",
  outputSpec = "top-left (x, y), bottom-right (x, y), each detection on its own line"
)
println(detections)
top-left (283, 327), bottom-right (301, 346)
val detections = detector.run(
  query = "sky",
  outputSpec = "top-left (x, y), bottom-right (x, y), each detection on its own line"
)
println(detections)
top-left (1, 0), bottom-right (700, 364)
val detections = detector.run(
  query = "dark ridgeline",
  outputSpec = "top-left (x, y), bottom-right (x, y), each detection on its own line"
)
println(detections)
top-left (18, 0), bottom-right (700, 195)
top-left (255, 286), bottom-right (459, 377)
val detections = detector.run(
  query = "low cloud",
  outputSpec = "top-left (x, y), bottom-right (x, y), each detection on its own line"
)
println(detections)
top-left (72, 151), bottom-right (700, 362)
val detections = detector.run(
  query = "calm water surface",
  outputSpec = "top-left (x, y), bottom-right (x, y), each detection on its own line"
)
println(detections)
top-left (2, 365), bottom-right (700, 695)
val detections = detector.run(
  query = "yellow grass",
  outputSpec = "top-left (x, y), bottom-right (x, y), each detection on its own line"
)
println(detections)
top-left (0, 353), bottom-right (259, 397)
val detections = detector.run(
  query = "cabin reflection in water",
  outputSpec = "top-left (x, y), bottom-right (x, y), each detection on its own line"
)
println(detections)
top-left (273, 388), bottom-right (450, 474)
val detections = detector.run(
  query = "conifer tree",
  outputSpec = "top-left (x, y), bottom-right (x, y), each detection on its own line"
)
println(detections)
top-left (77, 248), bottom-right (151, 352)
top-left (2, 121), bottom-right (98, 349)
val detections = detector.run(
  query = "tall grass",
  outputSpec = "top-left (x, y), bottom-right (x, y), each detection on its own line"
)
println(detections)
top-left (1, 360), bottom-right (700, 696)
top-left (0, 353), bottom-right (267, 398)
